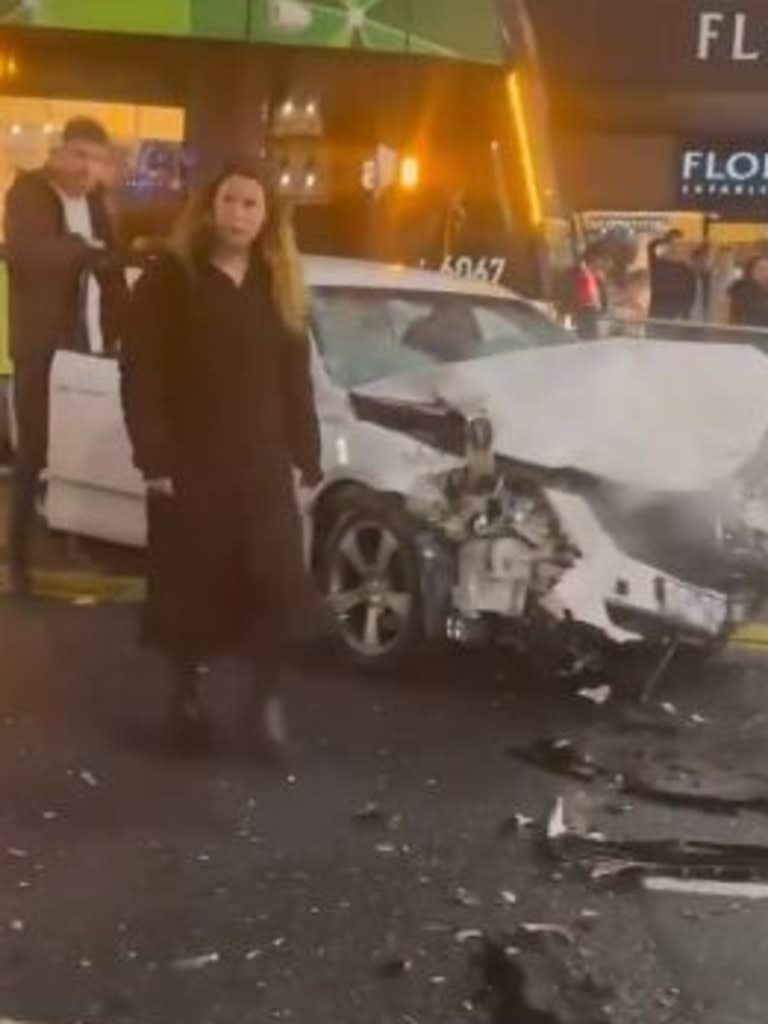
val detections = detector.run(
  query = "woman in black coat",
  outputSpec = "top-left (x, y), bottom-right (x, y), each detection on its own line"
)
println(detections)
top-left (120, 160), bottom-right (323, 756)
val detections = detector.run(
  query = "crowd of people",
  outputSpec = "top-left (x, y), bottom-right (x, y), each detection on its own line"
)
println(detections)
top-left (4, 115), bottom-right (326, 760)
top-left (561, 227), bottom-right (768, 335)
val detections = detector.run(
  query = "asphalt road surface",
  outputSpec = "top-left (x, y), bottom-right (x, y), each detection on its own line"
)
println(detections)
top-left (1, 590), bottom-right (768, 1024)
top-left (2, 478), bottom-right (768, 1023)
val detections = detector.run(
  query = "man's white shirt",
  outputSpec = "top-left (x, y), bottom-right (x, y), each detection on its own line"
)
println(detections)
top-left (55, 190), bottom-right (104, 354)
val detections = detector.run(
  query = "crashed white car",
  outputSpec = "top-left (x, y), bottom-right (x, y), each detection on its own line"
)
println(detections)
top-left (44, 257), bottom-right (768, 669)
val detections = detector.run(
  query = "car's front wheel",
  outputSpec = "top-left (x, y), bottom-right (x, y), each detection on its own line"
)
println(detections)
top-left (321, 495), bottom-right (422, 671)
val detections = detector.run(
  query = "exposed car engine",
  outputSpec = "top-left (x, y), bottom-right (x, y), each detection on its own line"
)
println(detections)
top-left (406, 416), bottom-right (578, 626)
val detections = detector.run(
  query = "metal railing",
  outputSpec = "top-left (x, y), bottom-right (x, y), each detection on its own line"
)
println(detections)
top-left (574, 314), bottom-right (768, 351)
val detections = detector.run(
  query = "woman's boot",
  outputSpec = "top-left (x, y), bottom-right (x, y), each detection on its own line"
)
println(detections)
top-left (246, 661), bottom-right (289, 765)
top-left (168, 659), bottom-right (213, 754)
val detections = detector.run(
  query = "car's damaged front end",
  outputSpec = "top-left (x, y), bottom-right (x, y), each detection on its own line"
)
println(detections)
top-left (364, 407), bottom-right (761, 661)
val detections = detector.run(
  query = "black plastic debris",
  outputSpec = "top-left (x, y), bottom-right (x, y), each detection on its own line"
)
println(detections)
top-left (622, 771), bottom-right (768, 817)
top-left (615, 703), bottom-right (683, 736)
top-left (375, 956), bottom-right (413, 979)
top-left (469, 935), bottom-right (612, 1024)
top-left (472, 938), bottom-right (563, 1024)
top-left (553, 828), bottom-right (768, 883)
top-left (352, 802), bottom-right (389, 826)
top-left (498, 813), bottom-right (537, 838)
top-left (508, 739), bottom-right (602, 782)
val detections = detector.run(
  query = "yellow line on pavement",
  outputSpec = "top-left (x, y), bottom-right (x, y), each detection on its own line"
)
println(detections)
top-left (0, 568), bottom-right (144, 604)
top-left (1, 566), bottom-right (768, 647)
top-left (730, 623), bottom-right (768, 647)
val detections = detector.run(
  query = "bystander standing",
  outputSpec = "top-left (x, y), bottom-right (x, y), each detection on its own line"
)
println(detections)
top-left (4, 117), bottom-right (126, 596)
top-left (729, 256), bottom-right (768, 330)
top-left (648, 229), bottom-right (696, 321)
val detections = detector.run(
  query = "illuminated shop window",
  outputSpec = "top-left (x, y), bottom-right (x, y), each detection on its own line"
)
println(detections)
top-left (0, 97), bottom-right (185, 240)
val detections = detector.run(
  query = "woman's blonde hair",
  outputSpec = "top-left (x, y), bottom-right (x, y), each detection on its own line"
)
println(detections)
top-left (169, 158), bottom-right (307, 337)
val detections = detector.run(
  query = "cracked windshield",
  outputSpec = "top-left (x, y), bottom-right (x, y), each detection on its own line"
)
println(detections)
top-left (2, 3), bottom-right (768, 1024)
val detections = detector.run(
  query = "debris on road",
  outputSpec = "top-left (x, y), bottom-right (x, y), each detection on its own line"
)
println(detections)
top-left (622, 770), bottom-right (768, 817)
top-left (499, 890), bottom-right (518, 907)
top-left (577, 685), bottom-right (612, 706)
top-left (547, 798), bottom-right (569, 840)
top-left (352, 802), bottom-right (401, 830)
top-left (79, 770), bottom-right (99, 788)
top-left (643, 877), bottom-right (768, 900)
top-left (509, 739), bottom-right (602, 781)
top-left (374, 956), bottom-right (413, 979)
top-left (553, 823), bottom-right (768, 885)
top-left (616, 703), bottom-right (683, 735)
top-left (171, 952), bottom-right (221, 971)
top-left (578, 909), bottom-right (600, 924)
top-left (469, 934), bottom-right (613, 1023)
top-left (454, 887), bottom-right (481, 908)
top-left (456, 929), bottom-right (484, 945)
top-left (352, 801), bottom-right (387, 825)
top-left (498, 812), bottom-right (537, 838)
top-left (518, 923), bottom-right (575, 947)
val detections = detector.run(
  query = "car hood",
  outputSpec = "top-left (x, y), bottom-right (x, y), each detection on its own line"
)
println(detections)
top-left (354, 339), bottom-right (768, 493)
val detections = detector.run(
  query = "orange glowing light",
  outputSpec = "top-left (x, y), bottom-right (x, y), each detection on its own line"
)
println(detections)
top-left (506, 71), bottom-right (542, 226)
top-left (399, 155), bottom-right (420, 190)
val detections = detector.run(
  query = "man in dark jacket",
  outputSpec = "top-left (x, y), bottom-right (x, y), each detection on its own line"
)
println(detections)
top-left (648, 229), bottom-right (696, 321)
top-left (5, 116), bottom-right (126, 596)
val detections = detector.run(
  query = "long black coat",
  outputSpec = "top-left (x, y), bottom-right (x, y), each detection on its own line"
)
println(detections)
top-left (729, 278), bottom-right (768, 329)
top-left (120, 251), bottom-right (323, 661)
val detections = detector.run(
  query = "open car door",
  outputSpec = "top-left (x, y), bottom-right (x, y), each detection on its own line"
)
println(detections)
top-left (46, 347), bottom-right (145, 547)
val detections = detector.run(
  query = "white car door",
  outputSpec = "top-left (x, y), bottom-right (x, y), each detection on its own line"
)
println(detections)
top-left (46, 349), bottom-right (147, 546)
top-left (44, 314), bottom-right (344, 553)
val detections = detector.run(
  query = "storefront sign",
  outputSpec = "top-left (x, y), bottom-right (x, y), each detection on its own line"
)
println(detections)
top-left (696, 10), bottom-right (767, 62)
top-left (0, 0), bottom-right (506, 63)
top-left (530, 0), bottom-right (768, 91)
top-left (679, 142), bottom-right (768, 213)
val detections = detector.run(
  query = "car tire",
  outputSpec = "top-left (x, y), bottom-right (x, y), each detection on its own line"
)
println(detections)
top-left (320, 492), bottom-right (423, 672)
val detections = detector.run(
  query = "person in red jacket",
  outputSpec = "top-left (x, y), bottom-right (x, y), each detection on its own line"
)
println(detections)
top-left (562, 242), bottom-right (610, 338)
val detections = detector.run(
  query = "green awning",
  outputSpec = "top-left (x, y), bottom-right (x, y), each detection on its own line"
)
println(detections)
top-left (0, 0), bottom-right (508, 65)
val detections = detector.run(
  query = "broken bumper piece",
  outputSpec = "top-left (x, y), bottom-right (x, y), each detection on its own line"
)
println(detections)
top-left (607, 575), bottom-right (730, 641)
